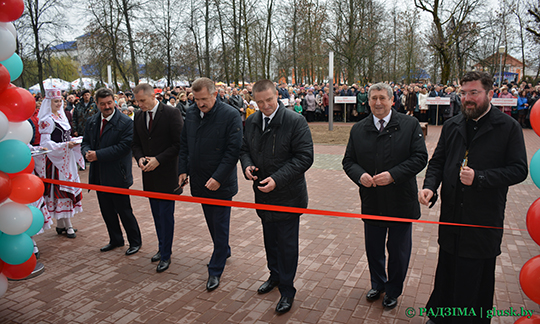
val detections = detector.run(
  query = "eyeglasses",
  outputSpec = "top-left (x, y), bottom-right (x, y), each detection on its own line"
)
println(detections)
top-left (459, 90), bottom-right (485, 98)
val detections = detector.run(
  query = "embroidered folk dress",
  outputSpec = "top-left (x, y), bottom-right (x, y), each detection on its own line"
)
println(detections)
top-left (34, 110), bottom-right (84, 220)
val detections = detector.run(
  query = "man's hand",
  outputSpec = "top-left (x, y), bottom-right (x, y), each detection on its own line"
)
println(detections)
top-left (360, 173), bottom-right (376, 187)
top-left (178, 173), bottom-right (189, 187)
top-left (258, 177), bottom-right (276, 193)
top-left (373, 171), bottom-right (394, 186)
top-left (142, 156), bottom-right (160, 172)
top-left (418, 189), bottom-right (434, 206)
top-left (73, 131), bottom-right (78, 137)
top-left (460, 166), bottom-right (475, 186)
top-left (205, 177), bottom-right (221, 191)
top-left (85, 150), bottom-right (97, 162)
top-left (138, 157), bottom-right (147, 169)
top-left (245, 166), bottom-right (258, 180)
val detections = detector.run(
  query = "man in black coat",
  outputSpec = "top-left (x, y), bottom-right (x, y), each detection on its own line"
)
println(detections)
top-left (178, 77), bottom-right (243, 291)
top-left (419, 71), bottom-right (527, 324)
top-left (132, 83), bottom-right (183, 273)
top-left (82, 88), bottom-right (142, 255)
top-left (343, 82), bottom-right (428, 310)
top-left (240, 79), bottom-right (314, 314)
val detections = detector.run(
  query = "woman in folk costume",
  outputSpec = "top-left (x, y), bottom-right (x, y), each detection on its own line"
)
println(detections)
top-left (34, 89), bottom-right (84, 238)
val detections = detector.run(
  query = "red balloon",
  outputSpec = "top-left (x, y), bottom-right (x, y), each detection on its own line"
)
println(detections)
top-left (0, 258), bottom-right (4, 273)
top-left (2, 253), bottom-right (36, 280)
top-left (0, 0), bottom-right (24, 22)
top-left (520, 255), bottom-right (540, 304)
top-left (0, 87), bottom-right (36, 122)
top-left (8, 157), bottom-right (34, 179)
top-left (9, 173), bottom-right (44, 204)
top-left (0, 64), bottom-right (9, 94)
top-left (515, 315), bottom-right (540, 324)
top-left (530, 100), bottom-right (540, 137)
top-left (527, 198), bottom-right (540, 246)
top-left (0, 171), bottom-right (11, 203)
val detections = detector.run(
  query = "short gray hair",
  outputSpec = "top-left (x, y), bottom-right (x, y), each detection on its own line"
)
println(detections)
top-left (192, 77), bottom-right (216, 94)
top-left (368, 82), bottom-right (393, 100)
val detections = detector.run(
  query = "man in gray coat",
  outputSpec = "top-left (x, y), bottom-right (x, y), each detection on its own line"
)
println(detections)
top-left (240, 79), bottom-right (314, 314)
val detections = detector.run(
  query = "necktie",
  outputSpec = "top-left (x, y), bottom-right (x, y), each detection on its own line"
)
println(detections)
top-left (379, 119), bottom-right (385, 133)
top-left (100, 119), bottom-right (107, 137)
top-left (148, 111), bottom-right (153, 131)
top-left (264, 117), bottom-right (270, 131)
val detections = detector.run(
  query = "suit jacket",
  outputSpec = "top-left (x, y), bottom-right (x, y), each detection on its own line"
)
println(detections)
top-left (81, 108), bottom-right (133, 188)
top-left (132, 102), bottom-right (183, 193)
top-left (423, 107), bottom-right (527, 258)
top-left (343, 109), bottom-right (428, 226)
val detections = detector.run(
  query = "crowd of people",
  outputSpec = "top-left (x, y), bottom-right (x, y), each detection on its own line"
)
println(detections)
top-left (23, 71), bottom-right (532, 320)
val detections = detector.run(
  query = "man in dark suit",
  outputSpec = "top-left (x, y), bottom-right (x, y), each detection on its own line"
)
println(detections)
top-left (81, 88), bottom-right (142, 255)
top-left (132, 83), bottom-right (183, 273)
top-left (178, 77), bottom-right (242, 291)
top-left (240, 79), bottom-right (314, 314)
top-left (342, 82), bottom-right (427, 310)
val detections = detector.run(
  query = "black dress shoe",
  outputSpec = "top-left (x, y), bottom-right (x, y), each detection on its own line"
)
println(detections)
top-left (100, 243), bottom-right (124, 252)
top-left (156, 259), bottom-right (171, 272)
top-left (125, 245), bottom-right (141, 255)
top-left (151, 251), bottom-right (161, 262)
top-left (206, 275), bottom-right (220, 291)
top-left (382, 295), bottom-right (398, 309)
top-left (275, 296), bottom-right (294, 313)
top-left (258, 280), bottom-right (280, 294)
top-left (366, 288), bottom-right (384, 301)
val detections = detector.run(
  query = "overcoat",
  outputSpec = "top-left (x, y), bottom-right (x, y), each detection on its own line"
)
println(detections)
top-left (240, 103), bottom-right (314, 222)
top-left (423, 106), bottom-right (527, 258)
top-left (343, 109), bottom-right (428, 226)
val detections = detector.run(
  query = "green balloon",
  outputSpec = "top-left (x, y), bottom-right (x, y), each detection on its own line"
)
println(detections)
top-left (530, 149), bottom-right (540, 190)
top-left (25, 206), bottom-right (44, 237)
top-left (0, 232), bottom-right (33, 265)
top-left (0, 53), bottom-right (23, 82)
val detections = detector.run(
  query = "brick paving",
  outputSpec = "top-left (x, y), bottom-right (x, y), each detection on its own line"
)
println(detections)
top-left (1, 124), bottom-right (540, 323)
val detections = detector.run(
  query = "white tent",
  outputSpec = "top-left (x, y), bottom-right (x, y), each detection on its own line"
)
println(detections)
top-left (29, 78), bottom-right (71, 92)
top-left (71, 78), bottom-right (97, 90)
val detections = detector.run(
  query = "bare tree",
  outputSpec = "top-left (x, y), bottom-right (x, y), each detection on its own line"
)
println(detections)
top-left (414, 0), bottom-right (481, 83)
top-left (21, 0), bottom-right (67, 94)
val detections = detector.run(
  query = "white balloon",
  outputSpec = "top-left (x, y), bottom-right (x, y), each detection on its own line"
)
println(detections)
top-left (0, 111), bottom-right (8, 141)
top-left (0, 202), bottom-right (32, 235)
top-left (0, 22), bottom-right (17, 40)
top-left (1, 121), bottom-right (33, 144)
top-left (0, 274), bottom-right (8, 298)
top-left (0, 26), bottom-right (16, 62)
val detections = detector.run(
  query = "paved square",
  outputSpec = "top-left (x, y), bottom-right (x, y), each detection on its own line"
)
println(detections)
top-left (1, 125), bottom-right (539, 323)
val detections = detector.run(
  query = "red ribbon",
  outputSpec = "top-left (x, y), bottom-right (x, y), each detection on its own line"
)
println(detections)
top-left (41, 178), bottom-right (526, 231)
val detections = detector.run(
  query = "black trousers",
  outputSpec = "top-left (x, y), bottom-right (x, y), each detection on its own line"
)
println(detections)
top-left (262, 217), bottom-right (300, 298)
top-left (426, 248), bottom-right (496, 324)
top-left (97, 191), bottom-right (141, 247)
top-left (149, 198), bottom-right (175, 261)
top-left (201, 204), bottom-right (231, 277)
top-left (364, 222), bottom-right (412, 298)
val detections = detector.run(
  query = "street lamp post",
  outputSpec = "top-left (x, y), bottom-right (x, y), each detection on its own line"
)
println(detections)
top-left (499, 46), bottom-right (505, 86)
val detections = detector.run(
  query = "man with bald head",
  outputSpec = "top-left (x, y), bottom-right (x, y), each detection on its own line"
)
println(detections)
top-left (240, 79), bottom-right (313, 314)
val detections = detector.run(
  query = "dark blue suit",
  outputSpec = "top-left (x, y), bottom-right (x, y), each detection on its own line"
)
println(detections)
top-left (133, 103), bottom-right (183, 261)
top-left (178, 100), bottom-right (242, 277)
top-left (81, 109), bottom-right (142, 247)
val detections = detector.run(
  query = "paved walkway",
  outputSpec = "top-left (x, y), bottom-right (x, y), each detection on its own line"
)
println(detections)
top-left (1, 125), bottom-right (540, 323)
